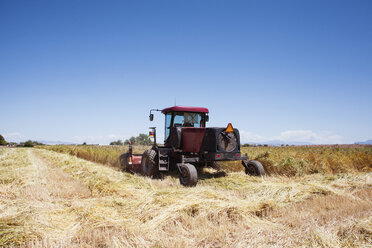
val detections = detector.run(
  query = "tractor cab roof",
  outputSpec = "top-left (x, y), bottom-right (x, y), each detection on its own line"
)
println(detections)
top-left (162, 106), bottom-right (209, 114)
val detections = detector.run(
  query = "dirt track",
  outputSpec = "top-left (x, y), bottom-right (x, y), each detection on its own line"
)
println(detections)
top-left (27, 150), bottom-right (92, 200)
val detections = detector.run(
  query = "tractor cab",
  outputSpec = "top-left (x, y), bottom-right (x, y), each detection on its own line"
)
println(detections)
top-left (161, 106), bottom-right (209, 143)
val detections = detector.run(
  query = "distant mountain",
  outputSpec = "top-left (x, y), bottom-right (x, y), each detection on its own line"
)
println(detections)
top-left (243, 140), bottom-right (313, 146)
top-left (37, 140), bottom-right (78, 145)
top-left (354, 140), bottom-right (372, 145)
top-left (268, 140), bottom-right (313, 146)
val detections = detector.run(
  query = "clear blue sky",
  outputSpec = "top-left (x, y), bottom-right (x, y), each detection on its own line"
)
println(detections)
top-left (1, 0), bottom-right (371, 144)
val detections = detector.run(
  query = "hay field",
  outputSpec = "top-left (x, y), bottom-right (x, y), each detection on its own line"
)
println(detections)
top-left (43, 145), bottom-right (372, 175)
top-left (0, 146), bottom-right (371, 247)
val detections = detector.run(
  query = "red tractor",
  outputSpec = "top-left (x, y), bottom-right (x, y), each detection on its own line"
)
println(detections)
top-left (120, 106), bottom-right (265, 186)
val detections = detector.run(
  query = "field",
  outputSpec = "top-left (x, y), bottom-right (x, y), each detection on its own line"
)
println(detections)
top-left (0, 146), bottom-right (371, 247)
top-left (43, 145), bottom-right (372, 175)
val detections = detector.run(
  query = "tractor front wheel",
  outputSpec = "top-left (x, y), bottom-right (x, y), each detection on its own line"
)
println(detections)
top-left (244, 160), bottom-right (265, 176)
top-left (141, 149), bottom-right (160, 178)
top-left (179, 163), bottom-right (198, 187)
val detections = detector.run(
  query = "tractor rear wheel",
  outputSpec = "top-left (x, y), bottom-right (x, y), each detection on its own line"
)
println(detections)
top-left (245, 160), bottom-right (265, 176)
top-left (119, 153), bottom-right (130, 172)
top-left (179, 163), bottom-right (198, 187)
top-left (141, 149), bottom-right (160, 178)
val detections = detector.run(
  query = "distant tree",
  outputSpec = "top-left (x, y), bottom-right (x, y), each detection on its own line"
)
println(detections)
top-left (23, 140), bottom-right (34, 147)
top-left (124, 134), bottom-right (152, 145)
top-left (135, 133), bottom-right (152, 145)
top-left (110, 140), bottom-right (123, 145)
top-left (82, 142), bottom-right (87, 145)
top-left (0, 135), bottom-right (6, 146)
top-left (124, 136), bottom-right (136, 145)
top-left (32, 141), bottom-right (44, 146)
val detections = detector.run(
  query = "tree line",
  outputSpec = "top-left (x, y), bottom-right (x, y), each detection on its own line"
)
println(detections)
top-left (110, 133), bottom-right (152, 146)
top-left (0, 135), bottom-right (43, 147)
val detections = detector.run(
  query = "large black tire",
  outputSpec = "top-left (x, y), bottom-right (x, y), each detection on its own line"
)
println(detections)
top-left (119, 153), bottom-right (130, 172)
top-left (141, 149), bottom-right (160, 178)
top-left (179, 163), bottom-right (198, 187)
top-left (245, 160), bottom-right (265, 176)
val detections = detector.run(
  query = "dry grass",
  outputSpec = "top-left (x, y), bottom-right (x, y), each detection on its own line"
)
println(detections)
top-left (1, 147), bottom-right (371, 247)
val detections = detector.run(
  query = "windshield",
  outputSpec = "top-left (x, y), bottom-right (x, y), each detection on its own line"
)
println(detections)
top-left (164, 112), bottom-right (205, 141)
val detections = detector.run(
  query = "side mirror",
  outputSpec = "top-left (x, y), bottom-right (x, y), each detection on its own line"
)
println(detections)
top-left (205, 115), bottom-right (209, 122)
top-left (149, 114), bottom-right (154, 121)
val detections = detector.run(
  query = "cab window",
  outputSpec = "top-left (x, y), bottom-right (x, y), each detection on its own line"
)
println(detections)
top-left (165, 113), bottom-right (172, 140)
top-left (165, 112), bottom-right (206, 141)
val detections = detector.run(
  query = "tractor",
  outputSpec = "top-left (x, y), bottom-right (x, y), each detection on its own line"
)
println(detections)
top-left (120, 106), bottom-right (265, 186)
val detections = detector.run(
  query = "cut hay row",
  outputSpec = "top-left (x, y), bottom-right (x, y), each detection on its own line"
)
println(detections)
top-left (0, 148), bottom-right (367, 247)
top-left (0, 149), bottom-right (37, 246)
top-left (0, 147), bottom-right (8, 158)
